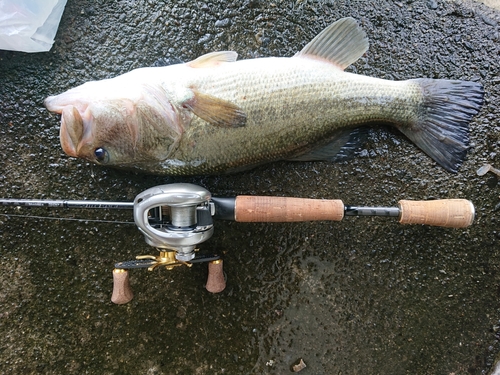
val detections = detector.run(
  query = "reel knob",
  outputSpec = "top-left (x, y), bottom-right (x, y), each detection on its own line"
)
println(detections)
top-left (111, 269), bottom-right (134, 304)
top-left (206, 260), bottom-right (226, 293)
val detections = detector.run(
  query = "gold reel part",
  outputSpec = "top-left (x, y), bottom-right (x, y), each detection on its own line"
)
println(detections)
top-left (136, 250), bottom-right (193, 271)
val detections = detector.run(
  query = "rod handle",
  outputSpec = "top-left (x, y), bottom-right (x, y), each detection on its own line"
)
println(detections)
top-left (206, 260), bottom-right (226, 293)
top-left (398, 199), bottom-right (474, 228)
top-left (111, 269), bottom-right (134, 304)
top-left (234, 196), bottom-right (344, 222)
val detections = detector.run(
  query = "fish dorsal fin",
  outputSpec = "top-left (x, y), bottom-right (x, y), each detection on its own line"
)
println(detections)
top-left (187, 51), bottom-right (238, 68)
top-left (295, 17), bottom-right (368, 70)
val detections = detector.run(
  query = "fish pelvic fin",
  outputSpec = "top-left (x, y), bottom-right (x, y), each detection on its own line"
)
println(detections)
top-left (400, 79), bottom-right (484, 173)
top-left (183, 89), bottom-right (247, 128)
top-left (187, 51), bottom-right (238, 68)
top-left (295, 17), bottom-right (368, 70)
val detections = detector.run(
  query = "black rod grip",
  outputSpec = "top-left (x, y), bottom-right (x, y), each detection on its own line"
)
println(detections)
top-left (211, 197), bottom-right (236, 220)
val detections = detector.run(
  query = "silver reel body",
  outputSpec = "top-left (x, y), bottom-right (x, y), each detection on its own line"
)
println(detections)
top-left (133, 183), bottom-right (214, 261)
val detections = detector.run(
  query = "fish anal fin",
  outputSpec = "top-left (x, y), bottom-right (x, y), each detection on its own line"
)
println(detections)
top-left (187, 51), bottom-right (238, 68)
top-left (295, 17), bottom-right (368, 70)
top-left (289, 128), bottom-right (368, 162)
top-left (183, 89), bottom-right (247, 128)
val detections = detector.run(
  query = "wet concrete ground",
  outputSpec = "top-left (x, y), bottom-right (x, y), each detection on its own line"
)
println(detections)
top-left (1, 0), bottom-right (499, 374)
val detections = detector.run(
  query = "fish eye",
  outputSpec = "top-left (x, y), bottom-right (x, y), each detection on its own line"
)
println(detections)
top-left (94, 147), bottom-right (110, 163)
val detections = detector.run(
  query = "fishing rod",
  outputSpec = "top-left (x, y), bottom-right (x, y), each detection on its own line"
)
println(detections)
top-left (0, 183), bottom-right (475, 304)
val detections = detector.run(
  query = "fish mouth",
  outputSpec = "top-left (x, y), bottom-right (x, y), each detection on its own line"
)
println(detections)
top-left (45, 94), bottom-right (93, 159)
top-left (59, 106), bottom-right (86, 158)
top-left (45, 95), bottom-right (80, 157)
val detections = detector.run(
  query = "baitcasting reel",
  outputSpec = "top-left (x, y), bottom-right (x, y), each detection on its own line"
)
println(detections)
top-left (133, 183), bottom-right (214, 261)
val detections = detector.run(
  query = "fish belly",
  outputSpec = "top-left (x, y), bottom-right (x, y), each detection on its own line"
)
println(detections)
top-left (160, 57), bottom-right (420, 175)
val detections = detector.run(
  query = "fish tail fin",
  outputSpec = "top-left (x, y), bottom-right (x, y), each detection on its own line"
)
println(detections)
top-left (399, 79), bottom-right (483, 173)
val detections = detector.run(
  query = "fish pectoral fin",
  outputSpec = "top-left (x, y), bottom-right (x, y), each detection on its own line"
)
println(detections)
top-left (288, 128), bottom-right (368, 162)
top-left (183, 89), bottom-right (247, 128)
top-left (187, 51), bottom-right (238, 68)
top-left (295, 17), bottom-right (368, 70)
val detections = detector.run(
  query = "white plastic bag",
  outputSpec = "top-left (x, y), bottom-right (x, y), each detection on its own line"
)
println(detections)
top-left (0, 0), bottom-right (67, 53)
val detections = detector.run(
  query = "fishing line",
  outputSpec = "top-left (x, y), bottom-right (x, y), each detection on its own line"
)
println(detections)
top-left (0, 213), bottom-right (135, 225)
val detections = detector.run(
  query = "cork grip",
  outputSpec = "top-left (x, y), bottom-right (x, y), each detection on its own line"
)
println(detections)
top-left (398, 199), bottom-right (474, 228)
top-left (234, 196), bottom-right (344, 222)
top-left (111, 269), bottom-right (134, 304)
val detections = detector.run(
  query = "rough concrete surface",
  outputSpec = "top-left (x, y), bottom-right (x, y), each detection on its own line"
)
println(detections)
top-left (0, 0), bottom-right (499, 374)
top-left (478, 0), bottom-right (500, 11)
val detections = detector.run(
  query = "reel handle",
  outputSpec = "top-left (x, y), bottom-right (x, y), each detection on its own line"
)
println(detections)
top-left (111, 259), bottom-right (225, 304)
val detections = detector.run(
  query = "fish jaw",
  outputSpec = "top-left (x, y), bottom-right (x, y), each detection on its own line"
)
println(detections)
top-left (45, 89), bottom-right (92, 115)
top-left (44, 95), bottom-right (64, 114)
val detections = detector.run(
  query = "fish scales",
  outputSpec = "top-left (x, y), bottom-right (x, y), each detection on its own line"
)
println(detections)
top-left (44, 17), bottom-right (483, 175)
top-left (167, 58), bottom-right (422, 175)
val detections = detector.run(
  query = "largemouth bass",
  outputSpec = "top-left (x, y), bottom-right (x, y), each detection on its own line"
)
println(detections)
top-left (44, 17), bottom-right (483, 175)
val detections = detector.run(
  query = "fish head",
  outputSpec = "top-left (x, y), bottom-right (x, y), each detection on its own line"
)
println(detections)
top-left (45, 79), bottom-right (183, 169)
top-left (55, 99), bottom-right (140, 165)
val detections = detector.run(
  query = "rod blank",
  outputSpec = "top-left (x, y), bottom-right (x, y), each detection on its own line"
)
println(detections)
top-left (0, 198), bottom-right (134, 210)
